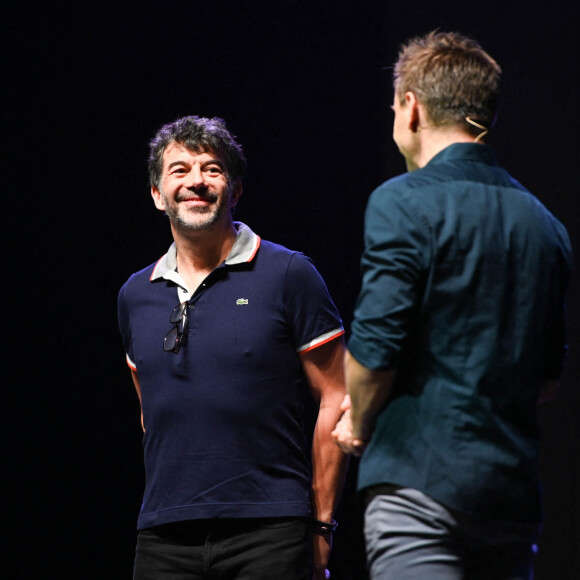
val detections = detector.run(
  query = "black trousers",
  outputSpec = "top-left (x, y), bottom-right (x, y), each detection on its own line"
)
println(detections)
top-left (133, 517), bottom-right (313, 580)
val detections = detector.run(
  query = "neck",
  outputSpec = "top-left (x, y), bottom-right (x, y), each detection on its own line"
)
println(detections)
top-left (172, 221), bottom-right (238, 280)
top-left (410, 127), bottom-right (479, 170)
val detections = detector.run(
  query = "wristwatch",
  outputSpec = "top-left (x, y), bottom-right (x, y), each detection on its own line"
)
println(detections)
top-left (311, 518), bottom-right (338, 536)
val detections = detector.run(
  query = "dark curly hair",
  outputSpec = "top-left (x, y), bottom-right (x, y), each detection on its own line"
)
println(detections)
top-left (148, 116), bottom-right (247, 188)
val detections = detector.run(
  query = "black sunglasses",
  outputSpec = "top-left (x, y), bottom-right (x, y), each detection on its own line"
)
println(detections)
top-left (164, 302), bottom-right (189, 354)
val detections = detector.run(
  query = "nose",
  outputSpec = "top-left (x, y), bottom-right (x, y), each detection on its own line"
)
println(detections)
top-left (184, 165), bottom-right (205, 189)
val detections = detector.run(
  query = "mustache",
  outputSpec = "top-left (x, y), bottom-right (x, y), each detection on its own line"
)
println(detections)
top-left (175, 190), bottom-right (219, 203)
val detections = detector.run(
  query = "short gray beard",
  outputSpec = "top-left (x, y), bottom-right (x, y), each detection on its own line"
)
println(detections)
top-left (162, 188), bottom-right (230, 232)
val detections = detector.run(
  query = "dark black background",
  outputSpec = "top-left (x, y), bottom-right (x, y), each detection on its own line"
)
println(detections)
top-left (5, 1), bottom-right (579, 578)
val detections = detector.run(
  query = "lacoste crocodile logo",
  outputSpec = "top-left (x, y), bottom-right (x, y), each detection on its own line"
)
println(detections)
top-left (236, 298), bottom-right (249, 305)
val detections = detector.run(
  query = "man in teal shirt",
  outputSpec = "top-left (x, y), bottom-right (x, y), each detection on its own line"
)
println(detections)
top-left (333, 31), bottom-right (571, 579)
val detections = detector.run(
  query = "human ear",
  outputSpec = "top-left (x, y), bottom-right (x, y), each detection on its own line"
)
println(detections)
top-left (405, 92), bottom-right (420, 133)
top-left (230, 180), bottom-right (243, 208)
top-left (151, 185), bottom-right (166, 211)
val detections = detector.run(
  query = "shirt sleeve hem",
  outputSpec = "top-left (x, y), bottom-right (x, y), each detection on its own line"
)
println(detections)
top-left (298, 328), bottom-right (345, 353)
top-left (126, 354), bottom-right (137, 372)
top-left (347, 336), bottom-right (396, 371)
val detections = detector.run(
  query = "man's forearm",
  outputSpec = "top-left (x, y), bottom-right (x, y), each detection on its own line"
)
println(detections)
top-left (310, 394), bottom-right (350, 578)
top-left (311, 399), bottom-right (350, 521)
top-left (345, 351), bottom-right (396, 441)
top-left (299, 339), bottom-right (349, 521)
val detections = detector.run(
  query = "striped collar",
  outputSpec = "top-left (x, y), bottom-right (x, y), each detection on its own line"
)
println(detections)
top-left (150, 221), bottom-right (261, 282)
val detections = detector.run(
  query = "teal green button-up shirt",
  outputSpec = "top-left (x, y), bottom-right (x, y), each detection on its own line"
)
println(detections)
top-left (349, 143), bottom-right (572, 522)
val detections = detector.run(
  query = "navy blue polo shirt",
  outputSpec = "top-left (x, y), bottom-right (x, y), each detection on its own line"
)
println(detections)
top-left (118, 222), bottom-right (344, 529)
top-left (349, 143), bottom-right (572, 523)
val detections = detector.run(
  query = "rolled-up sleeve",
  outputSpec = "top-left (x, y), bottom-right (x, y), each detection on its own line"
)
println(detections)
top-left (348, 184), bottom-right (431, 370)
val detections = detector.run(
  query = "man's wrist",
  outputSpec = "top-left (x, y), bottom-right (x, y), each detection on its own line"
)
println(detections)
top-left (351, 415), bottom-right (373, 442)
top-left (311, 518), bottom-right (338, 536)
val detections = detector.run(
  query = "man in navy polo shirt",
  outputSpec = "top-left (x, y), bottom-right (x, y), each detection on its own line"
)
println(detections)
top-left (118, 116), bottom-right (349, 580)
top-left (332, 32), bottom-right (572, 579)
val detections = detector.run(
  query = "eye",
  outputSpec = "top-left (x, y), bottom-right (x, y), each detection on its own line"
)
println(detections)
top-left (204, 165), bottom-right (224, 176)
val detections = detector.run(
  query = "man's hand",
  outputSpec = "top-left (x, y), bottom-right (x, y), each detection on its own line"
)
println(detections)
top-left (312, 532), bottom-right (332, 580)
top-left (331, 395), bottom-right (369, 457)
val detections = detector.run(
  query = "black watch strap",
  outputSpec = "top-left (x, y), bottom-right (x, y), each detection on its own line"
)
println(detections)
top-left (311, 518), bottom-right (338, 536)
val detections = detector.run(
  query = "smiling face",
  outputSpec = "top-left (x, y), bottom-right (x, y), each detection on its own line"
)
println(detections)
top-left (151, 142), bottom-right (242, 233)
